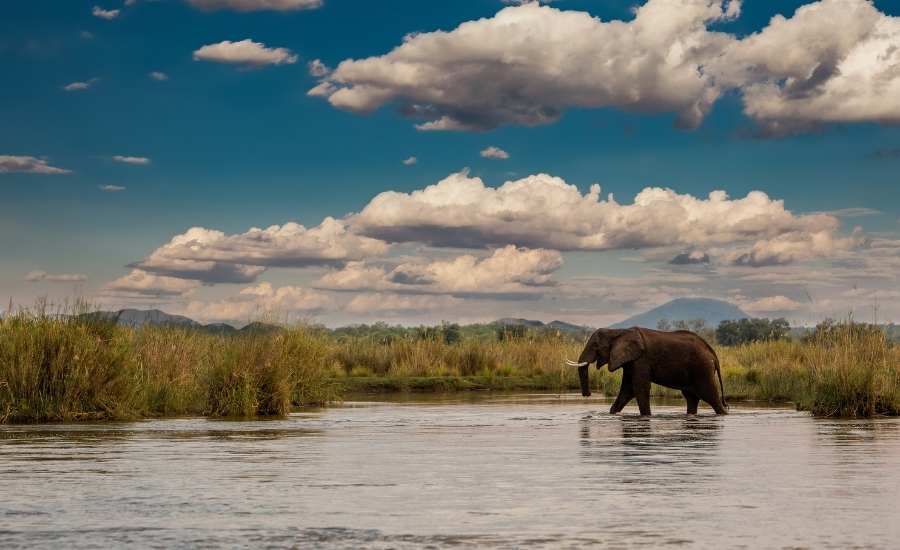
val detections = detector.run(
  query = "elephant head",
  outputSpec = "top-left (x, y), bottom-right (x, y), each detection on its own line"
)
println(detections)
top-left (566, 328), bottom-right (645, 397)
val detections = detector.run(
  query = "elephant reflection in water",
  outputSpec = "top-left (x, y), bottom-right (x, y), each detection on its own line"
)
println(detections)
top-left (578, 417), bottom-right (723, 487)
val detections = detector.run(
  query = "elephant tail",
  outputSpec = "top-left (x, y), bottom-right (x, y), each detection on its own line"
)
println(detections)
top-left (714, 354), bottom-right (727, 409)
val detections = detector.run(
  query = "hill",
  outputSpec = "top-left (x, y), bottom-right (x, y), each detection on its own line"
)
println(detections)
top-left (611, 298), bottom-right (749, 329)
top-left (497, 318), bottom-right (590, 333)
top-left (88, 309), bottom-right (200, 328)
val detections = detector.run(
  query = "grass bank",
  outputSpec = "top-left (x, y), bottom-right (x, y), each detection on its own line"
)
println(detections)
top-left (1, 313), bottom-right (897, 422)
top-left (0, 313), bottom-right (337, 423)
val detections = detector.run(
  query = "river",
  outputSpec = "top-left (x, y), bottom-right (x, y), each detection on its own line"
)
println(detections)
top-left (2, 393), bottom-right (899, 548)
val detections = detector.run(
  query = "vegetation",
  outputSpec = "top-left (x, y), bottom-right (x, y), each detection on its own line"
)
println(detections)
top-left (0, 307), bottom-right (897, 422)
top-left (715, 317), bottom-right (791, 346)
top-left (0, 309), bottom-right (337, 423)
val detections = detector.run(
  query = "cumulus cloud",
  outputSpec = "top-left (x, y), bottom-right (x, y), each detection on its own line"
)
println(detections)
top-left (351, 171), bottom-right (854, 266)
top-left (312, 1), bottom-right (739, 131)
top-left (717, 0), bottom-right (900, 136)
top-left (480, 146), bottom-right (509, 160)
top-left (193, 39), bottom-right (298, 67)
top-left (92, 6), bottom-right (120, 19)
top-left (99, 184), bottom-right (126, 192)
top-left (149, 71), bottom-right (169, 81)
top-left (113, 155), bottom-right (150, 165)
top-left (181, 282), bottom-right (331, 322)
top-left (311, 0), bottom-right (900, 136)
top-left (104, 269), bottom-right (200, 297)
top-left (25, 270), bottom-right (87, 283)
top-left (307, 59), bottom-right (330, 77)
top-left (725, 227), bottom-right (866, 267)
top-left (0, 156), bottom-right (71, 175)
top-left (402, 156), bottom-right (417, 166)
top-left (318, 245), bottom-right (563, 298)
top-left (187, 0), bottom-right (323, 11)
top-left (133, 217), bottom-right (388, 283)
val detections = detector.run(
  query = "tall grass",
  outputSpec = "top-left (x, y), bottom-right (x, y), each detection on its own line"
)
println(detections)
top-left (331, 323), bottom-right (898, 417)
top-left (1, 311), bottom-right (897, 422)
top-left (0, 311), bottom-right (337, 423)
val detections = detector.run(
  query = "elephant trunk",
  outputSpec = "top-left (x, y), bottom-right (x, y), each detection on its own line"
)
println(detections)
top-left (578, 365), bottom-right (591, 397)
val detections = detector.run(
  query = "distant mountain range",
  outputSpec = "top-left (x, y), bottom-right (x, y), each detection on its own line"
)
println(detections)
top-left (85, 298), bottom-right (749, 334)
top-left (609, 298), bottom-right (749, 329)
top-left (496, 298), bottom-right (748, 332)
top-left (84, 309), bottom-right (280, 335)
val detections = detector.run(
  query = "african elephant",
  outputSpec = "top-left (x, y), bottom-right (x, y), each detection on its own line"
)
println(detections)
top-left (567, 327), bottom-right (727, 416)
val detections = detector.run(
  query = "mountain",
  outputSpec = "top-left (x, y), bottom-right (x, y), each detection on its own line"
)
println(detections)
top-left (496, 318), bottom-right (590, 333)
top-left (610, 298), bottom-right (748, 329)
top-left (496, 317), bottom-right (546, 328)
top-left (83, 309), bottom-right (285, 334)
top-left (90, 309), bottom-right (200, 328)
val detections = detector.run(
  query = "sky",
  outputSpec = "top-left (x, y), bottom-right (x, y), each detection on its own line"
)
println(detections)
top-left (2, 0), bottom-right (899, 327)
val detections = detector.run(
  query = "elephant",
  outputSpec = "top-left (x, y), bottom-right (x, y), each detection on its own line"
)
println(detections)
top-left (566, 327), bottom-right (727, 416)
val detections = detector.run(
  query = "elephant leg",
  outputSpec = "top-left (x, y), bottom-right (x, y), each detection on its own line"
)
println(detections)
top-left (697, 374), bottom-right (728, 415)
top-left (632, 369), bottom-right (652, 416)
top-left (609, 383), bottom-right (634, 414)
top-left (682, 390), bottom-right (699, 415)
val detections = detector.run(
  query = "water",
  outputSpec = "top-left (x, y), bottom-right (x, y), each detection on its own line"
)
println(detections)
top-left (2, 394), bottom-right (899, 549)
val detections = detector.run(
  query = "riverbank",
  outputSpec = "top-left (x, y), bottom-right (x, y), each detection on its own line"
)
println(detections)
top-left (1, 313), bottom-right (898, 422)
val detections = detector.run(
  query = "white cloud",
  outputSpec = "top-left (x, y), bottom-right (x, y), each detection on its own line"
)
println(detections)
top-left (92, 6), bottom-right (120, 19)
top-left (311, 0), bottom-right (740, 131)
top-left (99, 184), bottom-right (126, 192)
top-left (716, 0), bottom-right (900, 136)
top-left (187, 0), bottom-right (323, 12)
top-left (25, 270), bottom-right (87, 283)
top-left (480, 146), bottom-right (509, 160)
top-left (402, 156), bottom-right (417, 166)
top-left (307, 59), bottom-right (330, 77)
top-left (351, 170), bottom-right (853, 266)
top-left (312, 0), bottom-right (900, 136)
top-left (80, 31), bottom-right (95, 40)
top-left (740, 295), bottom-right (804, 313)
top-left (63, 79), bottom-right (98, 92)
top-left (724, 227), bottom-right (866, 267)
top-left (149, 71), bottom-right (169, 81)
top-left (104, 269), bottom-right (200, 297)
top-left (317, 245), bottom-right (563, 298)
top-left (344, 293), bottom-right (462, 314)
top-left (113, 155), bottom-right (151, 165)
top-left (193, 39), bottom-right (298, 66)
top-left (0, 155), bottom-right (71, 175)
top-left (133, 217), bottom-right (389, 283)
top-left (181, 282), bottom-right (331, 322)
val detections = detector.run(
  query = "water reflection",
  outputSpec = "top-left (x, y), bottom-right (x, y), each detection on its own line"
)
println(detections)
top-left (578, 414), bottom-right (723, 494)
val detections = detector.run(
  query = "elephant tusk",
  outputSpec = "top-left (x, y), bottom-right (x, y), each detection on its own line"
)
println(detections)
top-left (565, 360), bottom-right (589, 367)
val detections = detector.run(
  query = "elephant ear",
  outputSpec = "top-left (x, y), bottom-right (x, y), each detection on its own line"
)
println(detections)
top-left (608, 330), bottom-right (644, 372)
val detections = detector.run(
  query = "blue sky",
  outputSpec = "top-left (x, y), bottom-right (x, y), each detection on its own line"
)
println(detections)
top-left (2, 0), bottom-right (899, 326)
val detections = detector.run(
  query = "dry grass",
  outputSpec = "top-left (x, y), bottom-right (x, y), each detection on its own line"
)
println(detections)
top-left (0, 312), bottom-right (337, 423)
top-left (1, 312), bottom-right (897, 422)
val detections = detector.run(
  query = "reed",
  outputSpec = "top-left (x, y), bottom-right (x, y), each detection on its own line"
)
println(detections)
top-left (1, 311), bottom-right (897, 422)
top-left (0, 310), bottom-right (336, 422)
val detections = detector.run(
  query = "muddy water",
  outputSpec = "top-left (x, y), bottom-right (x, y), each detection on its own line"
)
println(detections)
top-left (2, 394), bottom-right (899, 549)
